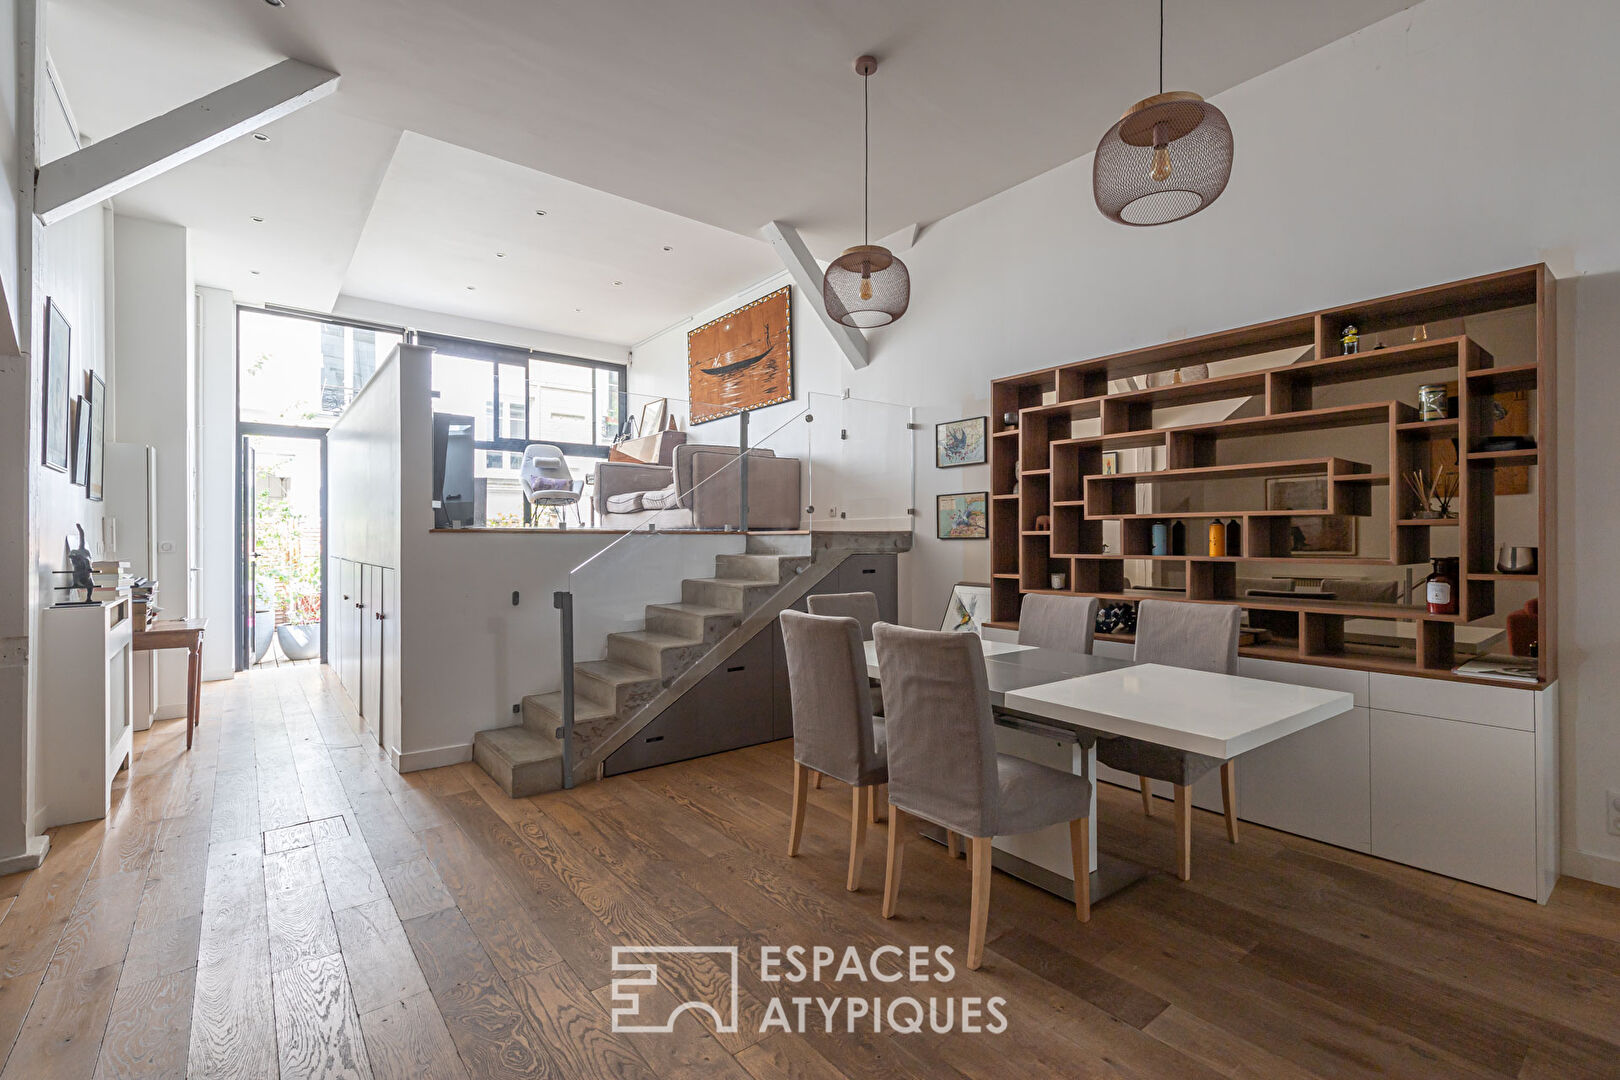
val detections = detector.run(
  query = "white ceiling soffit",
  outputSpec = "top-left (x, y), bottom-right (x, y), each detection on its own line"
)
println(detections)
top-left (49, 0), bottom-right (1420, 257)
top-left (341, 132), bottom-right (782, 346)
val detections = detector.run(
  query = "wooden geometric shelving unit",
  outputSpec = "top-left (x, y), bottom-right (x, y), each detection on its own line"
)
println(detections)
top-left (989, 265), bottom-right (1557, 686)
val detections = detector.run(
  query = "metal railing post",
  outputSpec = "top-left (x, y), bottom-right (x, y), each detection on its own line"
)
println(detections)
top-left (738, 409), bottom-right (750, 533)
top-left (554, 590), bottom-right (575, 789)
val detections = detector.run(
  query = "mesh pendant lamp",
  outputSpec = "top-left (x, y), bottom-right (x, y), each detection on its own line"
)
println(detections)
top-left (824, 55), bottom-right (910, 328)
top-left (1093, 0), bottom-right (1233, 226)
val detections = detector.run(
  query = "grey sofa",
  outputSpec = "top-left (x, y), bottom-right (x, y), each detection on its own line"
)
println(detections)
top-left (594, 444), bottom-right (803, 530)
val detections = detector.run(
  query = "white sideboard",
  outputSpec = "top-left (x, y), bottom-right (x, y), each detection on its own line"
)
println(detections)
top-left (984, 626), bottom-right (1557, 902)
top-left (39, 598), bottom-right (135, 827)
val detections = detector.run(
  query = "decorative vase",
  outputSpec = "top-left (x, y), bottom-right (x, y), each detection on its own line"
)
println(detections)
top-left (253, 608), bottom-right (275, 664)
top-left (1170, 520), bottom-right (1186, 556)
top-left (275, 623), bottom-right (321, 662)
top-left (1151, 522), bottom-right (1169, 556)
top-left (1050, 572), bottom-right (1067, 591)
top-left (1225, 518), bottom-right (1241, 556)
top-left (1207, 521), bottom-right (1226, 557)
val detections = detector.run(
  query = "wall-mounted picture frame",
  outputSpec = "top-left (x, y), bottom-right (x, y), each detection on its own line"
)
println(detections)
top-left (87, 372), bottom-right (106, 502)
top-left (935, 416), bottom-right (986, 468)
top-left (936, 491), bottom-right (988, 539)
top-left (42, 298), bottom-right (71, 473)
top-left (940, 582), bottom-right (991, 634)
top-left (1101, 451), bottom-right (1120, 475)
top-left (1265, 475), bottom-right (1356, 555)
top-left (686, 286), bottom-right (793, 424)
top-left (72, 396), bottom-right (92, 487)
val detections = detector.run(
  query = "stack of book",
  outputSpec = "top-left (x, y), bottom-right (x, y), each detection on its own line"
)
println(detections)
top-left (1453, 655), bottom-right (1540, 683)
top-left (88, 560), bottom-right (133, 602)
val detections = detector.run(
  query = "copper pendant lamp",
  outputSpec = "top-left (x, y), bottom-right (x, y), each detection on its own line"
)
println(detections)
top-left (1093, 0), bottom-right (1233, 226)
top-left (824, 55), bottom-right (910, 328)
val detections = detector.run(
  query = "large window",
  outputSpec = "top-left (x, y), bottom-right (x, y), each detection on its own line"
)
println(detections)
top-left (239, 309), bottom-right (403, 428)
top-left (423, 333), bottom-right (627, 525)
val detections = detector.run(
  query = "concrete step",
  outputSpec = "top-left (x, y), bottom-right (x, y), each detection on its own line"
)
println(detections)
top-left (521, 691), bottom-right (615, 737)
top-left (574, 659), bottom-right (663, 716)
top-left (605, 630), bottom-right (708, 684)
top-left (714, 553), bottom-right (810, 584)
top-left (681, 576), bottom-right (779, 615)
top-left (745, 533), bottom-right (813, 557)
top-left (472, 726), bottom-right (564, 798)
top-left (644, 602), bottom-right (741, 644)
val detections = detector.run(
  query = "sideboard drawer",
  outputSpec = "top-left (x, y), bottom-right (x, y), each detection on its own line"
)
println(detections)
top-left (1369, 673), bottom-right (1534, 731)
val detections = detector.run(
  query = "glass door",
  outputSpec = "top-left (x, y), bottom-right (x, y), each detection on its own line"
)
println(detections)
top-left (238, 426), bottom-right (327, 670)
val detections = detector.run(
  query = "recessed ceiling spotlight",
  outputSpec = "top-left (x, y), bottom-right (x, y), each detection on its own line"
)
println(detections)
top-left (251, 216), bottom-right (264, 223)
top-left (661, 245), bottom-right (673, 252)
top-left (466, 285), bottom-right (476, 291)
top-left (264, 0), bottom-right (285, 7)
top-left (535, 209), bottom-right (547, 217)
top-left (612, 280), bottom-right (623, 287)
top-left (495, 252), bottom-right (506, 258)
top-left (252, 132), bottom-right (270, 142)
top-left (250, 270), bottom-right (261, 275)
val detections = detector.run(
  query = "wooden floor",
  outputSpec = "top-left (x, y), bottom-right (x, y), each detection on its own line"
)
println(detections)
top-left (1, 665), bottom-right (1618, 1080)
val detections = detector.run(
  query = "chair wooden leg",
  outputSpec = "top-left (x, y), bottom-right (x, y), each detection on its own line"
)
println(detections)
top-left (967, 837), bottom-right (993, 970)
top-left (1138, 776), bottom-right (1152, 816)
top-left (868, 784), bottom-right (881, 824)
top-left (882, 807), bottom-right (907, 918)
top-left (1221, 760), bottom-right (1239, 844)
top-left (811, 771), bottom-right (823, 790)
top-left (847, 786), bottom-right (870, 891)
top-left (788, 762), bottom-right (809, 857)
top-left (1174, 784), bottom-right (1192, 881)
top-left (947, 831), bottom-right (961, 859)
top-left (1069, 818), bottom-right (1091, 923)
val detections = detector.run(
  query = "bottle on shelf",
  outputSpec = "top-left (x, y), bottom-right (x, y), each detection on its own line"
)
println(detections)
top-left (1207, 521), bottom-right (1227, 557)
top-left (1425, 556), bottom-right (1459, 615)
top-left (1170, 520), bottom-right (1186, 556)
top-left (1225, 518), bottom-right (1242, 556)
top-left (1151, 521), bottom-right (1169, 556)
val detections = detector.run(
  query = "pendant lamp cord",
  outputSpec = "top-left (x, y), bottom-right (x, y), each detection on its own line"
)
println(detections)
top-left (1158, 0), bottom-right (1164, 94)
top-left (863, 70), bottom-right (870, 246)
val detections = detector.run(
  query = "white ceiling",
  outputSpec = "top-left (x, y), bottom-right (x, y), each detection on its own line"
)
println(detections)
top-left (46, 0), bottom-right (1419, 345)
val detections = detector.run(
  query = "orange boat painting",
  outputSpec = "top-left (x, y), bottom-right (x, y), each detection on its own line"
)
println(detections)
top-left (687, 286), bottom-right (794, 423)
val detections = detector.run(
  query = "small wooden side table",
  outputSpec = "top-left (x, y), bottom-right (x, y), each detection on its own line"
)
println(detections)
top-left (133, 618), bottom-right (208, 749)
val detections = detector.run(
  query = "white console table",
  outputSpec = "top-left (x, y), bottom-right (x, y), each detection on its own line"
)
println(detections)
top-left (39, 598), bottom-right (135, 827)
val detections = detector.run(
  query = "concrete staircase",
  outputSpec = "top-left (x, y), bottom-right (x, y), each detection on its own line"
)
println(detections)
top-left (472, 544), bottom-right (811, 797)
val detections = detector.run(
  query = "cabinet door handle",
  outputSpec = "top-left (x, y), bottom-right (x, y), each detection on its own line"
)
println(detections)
top-left (355, 602), bottom-right (364, 609)
top-left (727, 665), bottom-right (745, 673)
top-left (375, 611), bottom-right (385, 621)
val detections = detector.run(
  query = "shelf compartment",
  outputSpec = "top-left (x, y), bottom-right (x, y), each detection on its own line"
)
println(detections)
top-left (1268, 337), bottom-right (1479, 413)
top-left (1316, 266), bottom-right (1538, 341)
top-left (1465, 448), bottom-right (1539, 463)
top-left (1396, 418), bottom-right (1460, 434)
top-left (1464, 362), bottom-right (1538, 394)
top-left (1054, 313), bottom-right (1315, 386)
top-left (992, 370), bottom-right (1056, 434)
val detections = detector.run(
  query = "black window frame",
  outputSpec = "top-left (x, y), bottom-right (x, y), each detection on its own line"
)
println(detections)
top-left (418, 331), bottom-right (628, 461)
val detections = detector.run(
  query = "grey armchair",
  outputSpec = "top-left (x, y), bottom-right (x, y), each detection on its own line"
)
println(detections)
top-left (873, 623), bottom-right (1091, 969)
top-left (781, 611), bottom-right (888, 891)
top-left (1094, 599), bottom-right (1241, 880)
top-left (595, 444), bottom-right (802, 530)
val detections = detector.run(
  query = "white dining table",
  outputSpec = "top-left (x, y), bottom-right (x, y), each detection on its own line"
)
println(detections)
top-left (863, 636), bottom-right (1354, 902)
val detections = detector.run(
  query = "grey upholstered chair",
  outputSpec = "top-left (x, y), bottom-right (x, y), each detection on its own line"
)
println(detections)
top-left (873, 623), bottom-right (1091, 969)
top-left (808, 592), bottom-right (886, 737)
top-left (1018, 594), bottom-right (1099, 652)
top-left (807, 592), bottom-right (882, 640)
top-left (1094, 599), bottom-right (1241, 880)
top-left (780, 610), bottom-right (888, 891)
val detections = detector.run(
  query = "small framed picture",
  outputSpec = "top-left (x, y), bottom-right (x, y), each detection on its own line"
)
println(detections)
top-left (1101, 451), bottom-right (1119, 475)
top-left (42, 299), bottom-right (71, 473)
top-left (935, 416), bottom-right (987, 468)
top-left (940, 582), bottom-right (991, 634)
top-left (87, 372), bottom-right (106, 502)
top-left (936, 492), bottom-right (988, 539)
top-left (72, 396), bottom-right (92, 487)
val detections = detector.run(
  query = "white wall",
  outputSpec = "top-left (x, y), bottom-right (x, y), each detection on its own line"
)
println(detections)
top-left (113, 215), bottom-right (194, 713)
top-left (328, 346), bottom-right (406, 572)
top-left (633, 0), bottom-right (1620, 885)
top-left (195, 286), bottom-right (235, 679)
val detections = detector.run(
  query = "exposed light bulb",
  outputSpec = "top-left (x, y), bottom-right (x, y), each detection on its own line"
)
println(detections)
top-left (1150, 144), bottom-right (1172, 182)
top-left (1149, 120), bottom-right (1172, 182)
top-left (859, 276), bottom-right (873, 301)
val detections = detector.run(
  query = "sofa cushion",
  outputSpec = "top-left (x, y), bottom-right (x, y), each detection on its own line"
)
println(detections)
top-left (604, 491), bottom-right (644, 514)
top-left (641, 484), bottom-right (682, 511)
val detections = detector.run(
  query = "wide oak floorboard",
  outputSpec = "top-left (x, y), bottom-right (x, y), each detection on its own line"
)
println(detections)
top-left (0, 663), bottom-right (1614, 1079)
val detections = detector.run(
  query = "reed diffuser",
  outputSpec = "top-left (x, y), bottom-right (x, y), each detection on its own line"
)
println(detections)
top-left (1403, 464), bottom-right (1458, 519)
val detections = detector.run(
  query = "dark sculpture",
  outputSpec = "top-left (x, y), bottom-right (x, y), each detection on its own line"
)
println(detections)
top-left (67, 524), bottom-right (94, 602)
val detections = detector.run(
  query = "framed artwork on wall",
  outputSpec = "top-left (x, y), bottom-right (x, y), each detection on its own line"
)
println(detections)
top-left (935, 416), bottom-right (986, 468)
top-left (686, 286), bottom-right (793, 424)
top-left (936, 491), bottom-right (988, 539)
top-left (72, 397), bottom-right (92, 487)
top-left (87, 372), bottom-right (106, 502)
top-left (42, 298), bottom-right (71, 473)
top-left (940, 582), bottom-right (991, 634)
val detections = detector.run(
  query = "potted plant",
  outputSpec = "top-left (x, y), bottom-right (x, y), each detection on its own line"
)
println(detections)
top-left (275, 565), bottom-right (322, 661)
